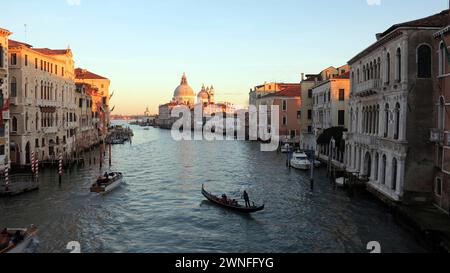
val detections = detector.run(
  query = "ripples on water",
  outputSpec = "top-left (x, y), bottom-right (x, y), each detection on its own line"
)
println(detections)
top-left (0, 121), bottom-right (428, 253)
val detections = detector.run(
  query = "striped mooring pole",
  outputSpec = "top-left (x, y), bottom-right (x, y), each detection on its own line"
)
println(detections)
top-left (58, 153), bottom-right (63, 184)
top-left (35, 155), bottom-right (39, 178)
top-left (4, 165), bottom-right (9, 192)
top-left (31, 151), bottom-right (35, 175)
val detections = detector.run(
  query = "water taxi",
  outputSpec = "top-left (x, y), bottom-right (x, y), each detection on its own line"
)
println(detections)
top-left (90, 172), bottom-right (123, 194)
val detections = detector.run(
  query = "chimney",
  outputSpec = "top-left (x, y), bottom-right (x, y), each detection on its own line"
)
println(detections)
top-left (301, 73), bottom-right (305, 81)
top-left (375, 33), bottom-right (382, 41)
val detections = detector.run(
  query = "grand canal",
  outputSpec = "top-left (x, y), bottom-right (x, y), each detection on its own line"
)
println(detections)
top-left (0, 121), bottom-right (427, 253)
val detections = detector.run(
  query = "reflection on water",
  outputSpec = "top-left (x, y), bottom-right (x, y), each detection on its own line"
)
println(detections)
top-left (0, 121), bottom-right (428, 253)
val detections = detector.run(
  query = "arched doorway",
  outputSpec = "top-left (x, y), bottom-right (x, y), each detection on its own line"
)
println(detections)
top-left (25, 142), bottom-right (31, 165)
top-left (364, 152), bottom-right (372, 179)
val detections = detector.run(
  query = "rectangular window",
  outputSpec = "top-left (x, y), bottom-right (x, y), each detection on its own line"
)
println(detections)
top-left (40, 60), bottom-right (43, 70)
top-left (282, 100), bottom-right (287, 111)
top-left (51, 64), bottom-right (53, 74)
top-left (435, 177), bottom-right (442, 197)
top-left (297, 110), bottom-right (301, 119)
top-left (0, 124), bottom-right (5, 137)
top-left (338, 110), bottom-right (345, 126)
top-left (339, 89), bottom-right (345, 101)
top-left (62, 67), bottom-right (64, 77)
top-left (308, 110), bottom-right (312, 120)
top-left (25, 54), bottom-right (28, 66)
top-left (308, 89), bottom-right (312, 98)
top-left (35, 58), bottom-right (38, 69)
top-left (0, 45), bottom-right (3, 68)
top-left (55, 65), bottom-right (58, 75)
top-left (35, 139), bottom-right (39, 148)
top-left (0, 145), bottom-right (4, 156)
top-left (290, 130), bottom-right (296, 138)
top-left (11, 53), bottom-right (17, 65)
top-left (308, 126), bottom-right (312, 133)
top-left (282, 116), bottom-right (287, 126)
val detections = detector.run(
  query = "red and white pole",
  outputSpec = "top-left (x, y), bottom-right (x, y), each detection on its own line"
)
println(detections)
top-left (35, 155), bottom-right (39, 178)
top-left (31, 151), bottom-right (35, 175)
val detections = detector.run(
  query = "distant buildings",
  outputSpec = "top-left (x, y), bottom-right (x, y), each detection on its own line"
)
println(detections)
top-left (345, 9), bottom-right (449, 203)
top-left (432, 24), bottom-right (450, 213)
top-left (156, 73), bottom-right (237, 129)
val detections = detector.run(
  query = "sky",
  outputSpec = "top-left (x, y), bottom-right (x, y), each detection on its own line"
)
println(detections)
top-left (1, 0), bottom-right (448, 115)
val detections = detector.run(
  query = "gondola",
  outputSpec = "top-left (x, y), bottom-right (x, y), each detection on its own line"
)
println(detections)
top-left (201, 185), bottom-right (264, 213)
top-left (0, 226), bottom-right (38, 253)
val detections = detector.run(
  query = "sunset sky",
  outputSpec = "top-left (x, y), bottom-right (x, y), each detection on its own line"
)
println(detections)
top-left (1, 0), bottom-right (448, 115)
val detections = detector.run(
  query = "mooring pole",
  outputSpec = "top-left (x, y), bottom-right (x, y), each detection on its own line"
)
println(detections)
top-left (58, 153), bottom-right (63, 185)
top-left (99, 143), bottom-right (103, 169)
top-left (108, 144), bottom-right (112, 167)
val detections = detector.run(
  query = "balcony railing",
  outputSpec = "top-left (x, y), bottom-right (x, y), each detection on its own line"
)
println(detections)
top-left (2, 111), bottom-right (9, 120)
top-left (353, 79), bottom-right (382, 95)
top-left (43, 127), bottom-right (58, 134)
top-left (37, 99), bottom-right (60, 108)
top-left (430, 128), bottom-right (445, 143)
top-left (0, 67), bottom-right (7, 78)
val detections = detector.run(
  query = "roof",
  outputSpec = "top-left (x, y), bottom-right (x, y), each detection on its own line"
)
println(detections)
top-left (9, 39), bottom-right (70, 56)
top-left (0, 28), bottom-right (12, 36)
top-left (75, 68), bottom-right (108, 80)
top-left (380, 9), bottom-right (449, 38)
top-left (9, 39), bottom-right (32, 48)
top-left (333, 71), bottom-right (350, 79)
top-left (349, 9), bottom-right (449, 64)
top-left (33, 48), bottom-right (70, 55)
top-left (264, 85), bottom-right (301, 98)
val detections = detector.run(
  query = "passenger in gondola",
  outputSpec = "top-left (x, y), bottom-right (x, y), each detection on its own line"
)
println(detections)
top-left (221, 194), bottom-right (228, 204)
top-left (11, 230), bottom-right (24, 244)
top-left (243, 191), bottom-right (251, 207)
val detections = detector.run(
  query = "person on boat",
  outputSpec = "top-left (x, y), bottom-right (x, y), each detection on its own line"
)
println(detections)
top-left (11, 230), bottom-right (24, 245)
top-left (221, 194), bottom-right (228, 204)
top-left (243, 191), bottom-right (251, 207)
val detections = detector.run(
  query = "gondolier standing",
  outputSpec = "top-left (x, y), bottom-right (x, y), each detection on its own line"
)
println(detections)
top-left (243, 191), bottom-right (250, 207)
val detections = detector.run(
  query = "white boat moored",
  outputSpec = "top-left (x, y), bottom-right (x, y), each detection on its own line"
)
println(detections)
top-left (290, 152), bottom-right (312, 170)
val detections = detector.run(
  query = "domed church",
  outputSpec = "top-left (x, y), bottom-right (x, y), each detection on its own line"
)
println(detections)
top-left (173, 73), bottom-right (196, 106)
top-left (197, 84), bottom-right (215, 105)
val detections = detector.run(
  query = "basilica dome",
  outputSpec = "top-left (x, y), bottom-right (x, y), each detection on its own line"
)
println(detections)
top-left (173, 73), bottom-right (195, 105)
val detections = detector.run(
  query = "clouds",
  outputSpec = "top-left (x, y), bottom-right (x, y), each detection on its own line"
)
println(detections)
top-left (367, 0), bottom-right (381, 5)
top-left (67, 0), bottom-right (81, 6)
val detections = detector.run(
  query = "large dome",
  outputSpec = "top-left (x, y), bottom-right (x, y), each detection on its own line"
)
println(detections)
top-left (173, 73), bottom-right (195, 99)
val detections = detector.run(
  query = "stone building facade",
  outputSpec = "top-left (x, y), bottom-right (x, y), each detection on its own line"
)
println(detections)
top-left (432, 24), bottom-right (450, 213)
top-left (8, 39), bottom-right (78, 165)
top-left (0, 28), bottom-right (12, 171)
top-left (345, 10), bottom-right (449, 204)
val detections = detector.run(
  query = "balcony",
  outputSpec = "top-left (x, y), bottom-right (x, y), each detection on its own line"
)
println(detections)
top-left (430, 129), bottom-right (445, 143)
top-left (0, 67), bottom-right (7, 78)
top-left (43, 127), bottom-right (58, 134)
top-left (37, 99), bottom-right (60, 108)
top-left (2, 111), bottom-right (9, 120)
top-left (353, 79), bottom-right (381, 96)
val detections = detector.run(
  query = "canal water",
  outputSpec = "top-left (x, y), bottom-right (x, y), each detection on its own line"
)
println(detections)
top-left (0, 121), bottom-right (427, 253)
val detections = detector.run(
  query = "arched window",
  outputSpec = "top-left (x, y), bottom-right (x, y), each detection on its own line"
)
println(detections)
top-left (35, 81), bottom-right (38, 99)
top-left (35, 113), bottom-right (39, 131)
top-left (417, 45), bottom-right (431, 78)
top-left (10, 77), bottom-right (17, 97)
top-left (24, 78), bottom-right (28, 98)
top-left (386, 53), bottom-right (391, 84)
top-left (384, 104), bottom-right (390, 138)
top-left (357, 68), bottom-right (360, 83)
top-left (392, 158), bottom-right (398, 191)
top-left (439, 42), bottom-right (447, 76)
top-left (396, 48), bottom-right (402, 82)
top-left (382, 155), bottom-right (387, 185)
top-left (376, 105), bottom-right (380, 134)
top-left (394, 103), bottom-right (400, 140)
top-left (12, 116), bottom-right (18, 132)
top-left (374, 153), bottom-right (379, 182)
top-left (438, 96), bottom-right (445, 130)
top-left (363, 65), bottom-right (366, 81)
top-left (40, 81), bottom-right (43, 99)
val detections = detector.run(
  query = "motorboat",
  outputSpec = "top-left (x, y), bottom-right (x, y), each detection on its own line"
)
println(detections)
top-left (90, 172), bottom-right (123, 194)
top-left (290, 152), bottom-right (312, 170)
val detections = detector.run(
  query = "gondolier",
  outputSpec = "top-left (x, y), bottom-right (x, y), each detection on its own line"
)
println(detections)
top-left (243, 190), bottom-right (250, 208)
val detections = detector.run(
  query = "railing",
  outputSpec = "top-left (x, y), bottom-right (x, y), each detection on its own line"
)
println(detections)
top-left (2, 111), bottom-right (9, 120)
top-left (0, 67), bottom-right (7, 78)
top-left (37, 99), bottom-right (60, 107)
top-left (43, 127), bottom-right (58, 134)
top-left (353, 79), bottom-right (382, 95)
